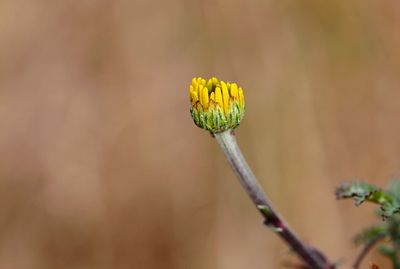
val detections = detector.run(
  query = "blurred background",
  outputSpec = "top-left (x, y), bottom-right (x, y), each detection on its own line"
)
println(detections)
top-left (1, 1), bottom-right (400, 268)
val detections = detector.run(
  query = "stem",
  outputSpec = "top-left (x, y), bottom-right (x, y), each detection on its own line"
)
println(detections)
top-left (214, 130), bottom-right (332, 269)
top-left (389, 218), bottom-right (400, 269)
top-left (352, 235), bottom-right (385, 269)
top-left (393, 240), bottom-right (400, 269)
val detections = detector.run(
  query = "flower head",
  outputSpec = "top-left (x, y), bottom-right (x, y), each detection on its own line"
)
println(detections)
top-left (189, 76), bottom-right (245, 133)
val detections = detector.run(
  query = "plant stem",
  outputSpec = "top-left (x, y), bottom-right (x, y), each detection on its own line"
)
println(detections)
top-left (393, 240), bottom-right (400, 269)
top-left (214, 130), bottom-right (332, 269)
top-left (352, 234), bottom-right (385, 269)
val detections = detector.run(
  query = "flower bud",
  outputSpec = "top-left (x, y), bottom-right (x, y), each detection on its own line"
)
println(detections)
top-left (189, 76), bottom-right (245, 133)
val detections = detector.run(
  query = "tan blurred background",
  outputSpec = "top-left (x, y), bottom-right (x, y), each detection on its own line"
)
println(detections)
top-left (1, 1), bottom-right (400, 268)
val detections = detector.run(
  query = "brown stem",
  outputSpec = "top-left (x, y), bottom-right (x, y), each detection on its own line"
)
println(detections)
top-left (214, 130), bottom-right (332, 269)
top-left (353, 235), bottom-right (385, 269)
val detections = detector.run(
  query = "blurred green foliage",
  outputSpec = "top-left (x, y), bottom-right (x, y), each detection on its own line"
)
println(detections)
top-left (337, 180), bottom-right (400, 268)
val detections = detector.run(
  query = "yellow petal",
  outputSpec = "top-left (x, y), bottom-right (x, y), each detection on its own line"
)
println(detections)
top-left (198, 85), bottom-right (204, 105)
top-left (193, 81), bottom-right (199, 94)
top-left (190, 90), bottom-right (198, 103)
top-left (239, 88), bottom-right (244, 107)
top-left (221, 81), bottom-right (228, 93)
top-left (221, 84), bottom-right (230, 116)
top-left (189, 85), bottom-right (194, 101)
top-left (220, 80), bottom-right (227, 91)
top-left (230, 83), bottom-right (238, 99)
top-left (212, 77), bottom-right (219, 87)
top-left (202, 89), bottom-right (209, 109)
top-left (215, 87), bottom-right (223, 108)
top-left (207, 79), bottom-right (213, 91)
top-left (210, 92), bottom-right (215, 101)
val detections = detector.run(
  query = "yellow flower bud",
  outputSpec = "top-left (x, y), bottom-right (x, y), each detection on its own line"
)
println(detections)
top-left (189, 76), bottom-right (246, 133)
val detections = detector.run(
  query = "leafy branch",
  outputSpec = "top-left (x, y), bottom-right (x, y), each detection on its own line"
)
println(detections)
top-left (336, 181), bottom-right (400, 219)
top-left (336, 180), bottom-right (400, 268)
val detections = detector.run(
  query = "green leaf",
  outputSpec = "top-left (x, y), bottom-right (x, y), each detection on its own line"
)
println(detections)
top-left (336, 181), bottom-right (396, 219)
top-left (378, 244), bottom-right (394, 257)
top-left (335, 181), bottom-right (385, 205)
top-left (354, 225), bottom-right (387, 245)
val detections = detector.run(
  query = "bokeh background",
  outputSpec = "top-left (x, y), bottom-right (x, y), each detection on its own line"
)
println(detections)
top-left (1, 1), bottom-right (400, 268)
